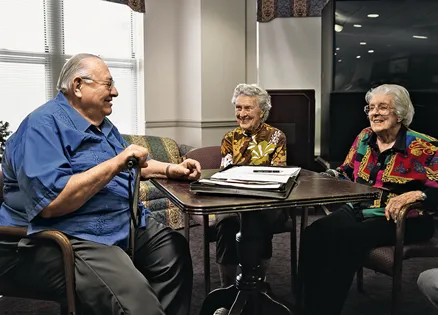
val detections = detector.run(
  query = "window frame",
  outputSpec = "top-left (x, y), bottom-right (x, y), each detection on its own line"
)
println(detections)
top-left (0, 0), bottom-right (145, 134)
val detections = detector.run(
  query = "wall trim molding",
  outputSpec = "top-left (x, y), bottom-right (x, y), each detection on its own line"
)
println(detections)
top-left (146, 120), bottom-right (238, 129)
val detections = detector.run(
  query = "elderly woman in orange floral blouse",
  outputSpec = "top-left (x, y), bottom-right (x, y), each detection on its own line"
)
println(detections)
top-left (214, 83), bottom-right (288, 291)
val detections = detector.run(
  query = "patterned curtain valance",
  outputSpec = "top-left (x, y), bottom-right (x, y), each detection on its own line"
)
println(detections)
top-left (104, 0), bottom-right (145, 13)
top-left (257, 0), bottom-right (328, 22)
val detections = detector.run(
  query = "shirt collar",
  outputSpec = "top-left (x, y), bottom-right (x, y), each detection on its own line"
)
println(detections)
top-left (55, 92), bottom-right (113, 136)
top-left (100, 118), bottom-right (114, 137)
top-left (241, 122), bottom-right (265, 137)
top-left (366, 124), bottom-right (407, 153)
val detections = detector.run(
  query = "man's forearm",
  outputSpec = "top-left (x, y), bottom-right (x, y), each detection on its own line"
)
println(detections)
top-left (40, 158), bottom-right (122, 218)
top-left (140, 159), bottom-right (169, 179)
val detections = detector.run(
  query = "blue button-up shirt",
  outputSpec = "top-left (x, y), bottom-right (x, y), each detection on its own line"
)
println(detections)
top-left (0, 92), bottom-right (150, 248)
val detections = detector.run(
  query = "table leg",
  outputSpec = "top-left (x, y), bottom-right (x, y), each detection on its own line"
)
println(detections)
top-left (296, 206), bottom-right (309, 310)
top-left (203, 214), bottom-right (211, 295)
top-left (199, 211), bottom-right (293, 315)
top-left (300, 207), bottom-right (308, 239)
top-left (289, 210), bottom-right (298, 301)
top-left (184, 213), bottom-right (190, 242)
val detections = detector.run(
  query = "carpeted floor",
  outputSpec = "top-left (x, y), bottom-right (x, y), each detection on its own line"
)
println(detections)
top-left (1, 215), bottom-right (438, 315)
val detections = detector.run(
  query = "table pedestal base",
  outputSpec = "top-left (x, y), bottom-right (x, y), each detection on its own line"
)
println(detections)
top-left (199, 284), bottom-right (292, 315)
top-left (199, 211), bottom-right (294, 315)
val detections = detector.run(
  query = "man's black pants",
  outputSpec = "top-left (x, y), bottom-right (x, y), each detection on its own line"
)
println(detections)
top-left (298, 205), bottom-right (434, 315)
top-left (0, 216), bottom-right (193, 315)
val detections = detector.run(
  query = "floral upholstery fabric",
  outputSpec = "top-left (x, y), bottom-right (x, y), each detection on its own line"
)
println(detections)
top-left (122, 134), bottom-right (193, 229)
top-left (257, 0), bottom-right (329, 22)
top-left (104, 0), bottom-right (145, 13)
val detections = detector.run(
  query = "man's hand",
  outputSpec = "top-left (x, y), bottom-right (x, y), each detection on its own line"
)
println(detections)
top-left (117, 144), bottom-right (149, 171)
top-left (385, 191), bottom-right (423, 222)
top-left (167, 158), bottom-right (201, 180)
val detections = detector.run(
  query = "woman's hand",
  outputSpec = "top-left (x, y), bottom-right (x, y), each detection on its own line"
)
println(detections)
top-left (385, 191), bottom-right (423, 222)
top-left (167, 158), bottom-right (201, 180)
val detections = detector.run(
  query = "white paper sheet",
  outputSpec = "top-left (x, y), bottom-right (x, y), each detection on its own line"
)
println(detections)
top-left (211, 166), bottom-right (301, 184)
top-left (198, 178), bottom-right (282, 189)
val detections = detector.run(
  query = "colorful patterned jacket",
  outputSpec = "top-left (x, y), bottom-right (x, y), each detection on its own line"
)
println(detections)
top-left (337, 126), bottom-right (438, 218)
top-left (220, 123), bottom-right (287, 168)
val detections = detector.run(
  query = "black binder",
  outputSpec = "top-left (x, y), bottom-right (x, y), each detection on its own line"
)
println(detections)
top-left (190, 167), bottom-right (299, 199)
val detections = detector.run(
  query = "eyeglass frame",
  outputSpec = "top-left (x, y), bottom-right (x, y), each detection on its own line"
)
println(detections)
top-left (80, 76), bottom-right (115, 90)
top-left (363, 103), bottom-right (394, 116)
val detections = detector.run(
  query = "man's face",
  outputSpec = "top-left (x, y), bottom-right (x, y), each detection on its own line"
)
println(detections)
top-left (235, 95), bottom-right (263, 133)
top-left (78, 58), bottom-right (119, 120)
top-left (368, 94), bottom-right (399, 133)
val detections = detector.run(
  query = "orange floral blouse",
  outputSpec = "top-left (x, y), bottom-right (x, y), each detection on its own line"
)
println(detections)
top-left (220, 123), bottom-right (287, 169)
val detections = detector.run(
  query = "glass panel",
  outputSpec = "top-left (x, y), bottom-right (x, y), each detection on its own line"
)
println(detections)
top-left (107, 66), bottom-right (137, 134)
top-left (334, 0), bottom-right (438, 92)
top-left (0, 0), bottom-right (45, 52)
top-left (64, 0), bottom-right (133, 58)
top-left (0, 62), bottom-right (46, 131)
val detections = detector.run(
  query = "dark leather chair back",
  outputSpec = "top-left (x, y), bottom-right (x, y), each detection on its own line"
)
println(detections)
top-left (185, 146), bottom-right (222, 169)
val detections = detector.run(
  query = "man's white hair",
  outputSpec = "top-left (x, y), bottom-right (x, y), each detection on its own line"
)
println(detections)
top-left (56, 53), bottom-right (102, 94)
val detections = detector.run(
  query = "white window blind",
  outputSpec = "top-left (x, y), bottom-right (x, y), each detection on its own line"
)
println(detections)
top-left (0, 0), bottom-right (144, 135)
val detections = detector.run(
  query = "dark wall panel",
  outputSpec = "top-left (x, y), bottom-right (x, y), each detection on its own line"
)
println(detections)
top-left (266, 90), bottom-right (316, 170)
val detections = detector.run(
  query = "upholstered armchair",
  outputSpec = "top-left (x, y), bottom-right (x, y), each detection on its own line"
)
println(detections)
top-left (356, 202), bottom-right (438, 315)
top-left (0, 169), bottom-right (77, 315)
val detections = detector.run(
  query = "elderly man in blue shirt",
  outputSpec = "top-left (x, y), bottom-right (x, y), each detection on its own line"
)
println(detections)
top-left (0, 53), bottom-right (201, 315)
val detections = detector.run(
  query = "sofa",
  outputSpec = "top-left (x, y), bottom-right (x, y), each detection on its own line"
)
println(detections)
top-left (122, 134), bottom-right (193, 230)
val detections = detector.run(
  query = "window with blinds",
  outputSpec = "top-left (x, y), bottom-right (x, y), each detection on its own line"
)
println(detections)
top-left (0, 0), bottom-right (144, 134)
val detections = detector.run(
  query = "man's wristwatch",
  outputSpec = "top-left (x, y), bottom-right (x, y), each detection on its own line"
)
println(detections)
top-left (420, 191), bottom-right (427, 201)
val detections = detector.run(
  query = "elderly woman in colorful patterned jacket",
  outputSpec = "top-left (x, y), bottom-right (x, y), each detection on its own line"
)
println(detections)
top-left (299, 84), bottom-right (438, 315)
top-left (215, 83), bottom-right (288, 290)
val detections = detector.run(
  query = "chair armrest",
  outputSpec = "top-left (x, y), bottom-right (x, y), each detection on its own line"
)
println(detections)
top-left (0, 227), bottom-right (76, 314)
top-left (314, 156), bottom-right (330, 170)
top-left (395, 201), bottom-right (423, 244)
top-left (0, 226), bottom-right (27, 238)
top-left (397, 201), bottom-right (423, 221)
top-left (392, 201), bottom-right (426, 280)
top-left (33, 230), bottom-right (76, 314)
top-left (179, 144), bottom-right (194, 158)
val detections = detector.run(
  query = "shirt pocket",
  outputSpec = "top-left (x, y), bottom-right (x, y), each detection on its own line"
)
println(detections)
top-left (70, 134), bottom-right (105, 173)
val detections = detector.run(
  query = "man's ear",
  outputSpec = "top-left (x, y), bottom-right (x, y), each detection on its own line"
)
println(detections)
top-left (73, 78), bottom-right (82, 97)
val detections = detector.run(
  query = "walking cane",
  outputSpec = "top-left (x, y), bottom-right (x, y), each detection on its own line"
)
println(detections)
top-left (127, 156), bottom-right (141, 262)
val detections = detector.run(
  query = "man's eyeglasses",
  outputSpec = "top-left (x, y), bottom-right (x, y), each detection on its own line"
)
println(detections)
top-left (80, 77), bottom-right (115, 90)
top-left (363, 104), bottom-right (393, 116)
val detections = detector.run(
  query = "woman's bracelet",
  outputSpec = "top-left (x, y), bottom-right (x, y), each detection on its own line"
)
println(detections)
top-left (165, 164), bottom-right (172, 178)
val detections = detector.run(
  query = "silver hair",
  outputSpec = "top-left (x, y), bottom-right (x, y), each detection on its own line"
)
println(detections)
top-left (56, 53), bottom-right (102, 94)
top-left (231, 83), bottom-right (271, 122)
top-left (365, 84), bottom-right (415, 127)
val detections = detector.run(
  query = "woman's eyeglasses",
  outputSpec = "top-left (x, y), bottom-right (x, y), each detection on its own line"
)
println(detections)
top-left (364, 104), bottom-right (392, 116)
